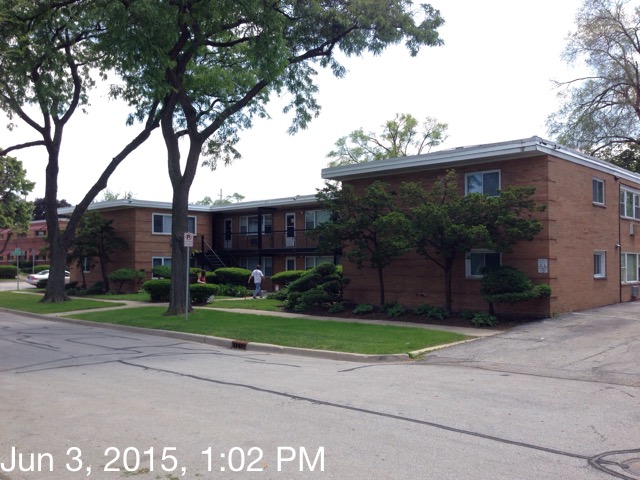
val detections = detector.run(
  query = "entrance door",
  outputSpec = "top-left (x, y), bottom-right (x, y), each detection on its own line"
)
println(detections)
top-left (224, 219), bottom-right (232, 249)
top-left (285, 213), bottom-right (295, 247)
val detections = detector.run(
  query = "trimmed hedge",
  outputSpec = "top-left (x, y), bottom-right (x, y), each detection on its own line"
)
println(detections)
top-left (142, 279), bottom-right (171, 302)
top-left (212, 267), bottom-right (251, 286)
top-left (0, 265), bottom-right (17, 279)
top-left (190, 283), bottom-right (218, 304)
top-left (271, 269), bottom-right (306, 286)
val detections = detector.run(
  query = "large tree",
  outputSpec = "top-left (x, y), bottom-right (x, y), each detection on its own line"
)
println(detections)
top-left (315, 181), bottom-right (412, 305)
top-left (103, 0), bottom-right (445, 315)
top-left (547, 0), bottom-right (640, 155)
top-left (327, 113), bottom-right (448, 167)
top-left (400, 170), bottom-right (545, 313)
top-left (0, 154), bottom-right (35, 254)
top-left (0, 0), bottom-right (160, 303)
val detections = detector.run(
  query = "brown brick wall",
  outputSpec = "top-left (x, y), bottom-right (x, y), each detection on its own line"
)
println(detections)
top-left (340, 154), bottom-right (640, 317)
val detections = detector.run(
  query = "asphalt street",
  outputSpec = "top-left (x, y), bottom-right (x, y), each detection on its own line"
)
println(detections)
top-left (0, 293), bottom-right (639, 479)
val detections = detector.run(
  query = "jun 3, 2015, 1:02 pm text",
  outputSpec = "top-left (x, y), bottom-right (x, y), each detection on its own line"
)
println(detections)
top-left (1, 445), bottom-right (326, 476)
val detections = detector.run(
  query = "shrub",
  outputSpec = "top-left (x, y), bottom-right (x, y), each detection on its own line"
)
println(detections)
top-left (381, 301), bottom-right (407, 318)
top-left (280, 263), bottom-right (347, 312)
top-left (142, 279), bottom-right (171, 302)
top-left (86, 281), bottom-right (106, 295)
top-left (328, 302), bottom-right (346, 313)
top-left (271, 270), bottom-right (306, 287)
top-left (190, 283), bottom-right (218, 304)
top-left (413, 304), bottom-right (450, 321)
top-left (108, 268), bottom-right (145, 293)
top-left (152, 265), bottom-right (171, 279)
top-left (353, 303), bottom-right (375, 315)
top-left (481, 265), bottom-right (552, 313)
top-left (212, 267), bottom-right (251, 286)
top-left (0, 266), bottom-right (16, 279)
top-left (216, 284), bottom-right (250, 297)
top-left (471, 312), bottom-right (499, 328)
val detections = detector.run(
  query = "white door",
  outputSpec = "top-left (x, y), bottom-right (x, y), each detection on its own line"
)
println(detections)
top-left (285, 213), bottom-right (295, 247)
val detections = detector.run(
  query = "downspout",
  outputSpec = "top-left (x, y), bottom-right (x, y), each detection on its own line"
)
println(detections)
top-left (617, 178), bottom-right (622, 303)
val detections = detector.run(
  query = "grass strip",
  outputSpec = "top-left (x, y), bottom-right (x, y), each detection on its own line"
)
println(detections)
top-left (66, 306), bottom-right (470, 355)
top-left (0, 291), bottom-right (125, 313)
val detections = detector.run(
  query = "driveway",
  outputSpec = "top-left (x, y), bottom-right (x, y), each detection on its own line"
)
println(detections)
top-left (420, 301), bottom-right (640, 387)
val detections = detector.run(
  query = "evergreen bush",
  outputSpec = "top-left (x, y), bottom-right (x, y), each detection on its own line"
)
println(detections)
top-left (142, 279), bottom-right (171, 302)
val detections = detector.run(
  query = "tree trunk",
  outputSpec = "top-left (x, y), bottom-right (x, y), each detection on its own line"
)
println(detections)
top-left (42, 151), bottom-right (69, 303)
top-left (377, 266), bottom-right (385, 305)
top-left (165, 185), bottom-right (192, 316)
top-left (443, 257), bottom-right (455, 313)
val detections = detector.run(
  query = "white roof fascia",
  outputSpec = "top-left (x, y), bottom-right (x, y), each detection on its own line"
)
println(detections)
top-left (57, 194), bottom-right (319, 216)
top-left (321, 136), bottom-right (640, 184)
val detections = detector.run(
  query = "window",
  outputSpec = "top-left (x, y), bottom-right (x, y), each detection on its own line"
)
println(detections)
top-left (35, 230), bottom-right (46, 237)
top-left (239, 256), bottom-right (273, 276)
top-left (465, 170), bottom-right (500, 196)
top-left (465, 250), bottom-right (501, 278)
top-left (621, 253), bottom-right (640, 283)
top-left (286, 257), bottom-right (296, 271)
top-left (82, 256), bottom-right (92, 273)
top-left (152, 214), bottom-right (196, 234)
top-left (592, 178), bottom-right (605, 205)
top-left (304, 256), bottom-right (335, 270)
top-left (594, 251), bottom-right (606, 278)
top-left (305, 210), bottom-right (330, 230)
top-left (620, 188), bottom-right (640, 219)
top-left (239, 214), bottom-right (272, 235)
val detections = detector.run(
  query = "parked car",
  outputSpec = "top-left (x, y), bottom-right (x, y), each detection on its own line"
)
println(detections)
top-left (25, 270), bottom-right (71, 286)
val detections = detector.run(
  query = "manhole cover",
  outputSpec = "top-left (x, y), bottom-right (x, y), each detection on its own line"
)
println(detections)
top-left (622, 458), bottom-right (640, 476)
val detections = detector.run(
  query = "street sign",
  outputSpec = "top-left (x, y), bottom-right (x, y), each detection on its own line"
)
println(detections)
top-left (183, 232), bottom-right (194, 247)
top-left (11, 248), bottom-right (24, 257)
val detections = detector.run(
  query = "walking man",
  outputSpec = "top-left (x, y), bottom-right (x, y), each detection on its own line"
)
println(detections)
top-left (248, 264), bottom-right (265, 298)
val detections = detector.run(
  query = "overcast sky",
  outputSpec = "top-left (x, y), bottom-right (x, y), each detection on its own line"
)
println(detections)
top-left (4, 0), bottom-right (587, 206)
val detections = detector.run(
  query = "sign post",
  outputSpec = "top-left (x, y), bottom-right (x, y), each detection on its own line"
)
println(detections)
top-left (12, 248), bottom-right (24, 290)
top-left (183, 233), bottom-right (194, 321)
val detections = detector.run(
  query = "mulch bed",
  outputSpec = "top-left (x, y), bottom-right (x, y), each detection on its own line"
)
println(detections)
top-left (301, 307), bottom-right (543, 331)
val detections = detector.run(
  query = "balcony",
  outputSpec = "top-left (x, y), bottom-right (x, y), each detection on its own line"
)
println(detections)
top-left (221, 229), bottom-right (321, 253)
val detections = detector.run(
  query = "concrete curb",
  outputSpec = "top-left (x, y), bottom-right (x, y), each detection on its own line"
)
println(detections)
top-left (0, 304), bottom-right (497, 363)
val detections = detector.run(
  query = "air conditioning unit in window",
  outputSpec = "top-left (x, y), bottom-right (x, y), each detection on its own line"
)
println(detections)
top-left (631, 224), bottom-right (638, 236)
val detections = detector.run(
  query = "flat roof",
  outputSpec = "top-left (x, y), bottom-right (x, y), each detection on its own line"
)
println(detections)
top-left (321, 136), bottom-right (640, 184)
top-left (57, 194), bottom-right (320, 215)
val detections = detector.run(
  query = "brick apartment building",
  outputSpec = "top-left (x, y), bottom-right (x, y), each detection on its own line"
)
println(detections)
top-left (9, 136), bottom-right (640, 317)
top-left (322, 136), bottom-right (640, 317)
top-left (56, 195), bottom-right (336, 292)
top-left (0, 219), bottom-right (68, 271)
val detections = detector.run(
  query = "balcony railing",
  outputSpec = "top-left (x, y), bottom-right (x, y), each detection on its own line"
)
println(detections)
top-left (220, 229), bottom-right (321, 251)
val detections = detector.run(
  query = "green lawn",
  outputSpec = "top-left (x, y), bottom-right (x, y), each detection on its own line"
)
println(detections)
top-left (0, 291), bottom-right (125, 313)
top-left (0, 292), bottom-right (471, 355)
top-left (66, 307), bottom-right (469, 355)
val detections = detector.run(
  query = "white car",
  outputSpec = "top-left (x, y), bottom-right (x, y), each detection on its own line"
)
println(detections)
top-left (25, 270), bottom-right (71, 286)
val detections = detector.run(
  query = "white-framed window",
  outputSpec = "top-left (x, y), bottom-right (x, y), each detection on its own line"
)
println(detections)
top-left (304, 256), bottom-right (335, 270)
top-left (35, 230), bottom-right (46, 237)
top-left (621, 252), bottom-right (640, 283)
top-left (592, 178), bottom-right (605, 205)
top-left (152, 257), bottom-right (172, 277)
top-left (465, 249), bottom-right (501, 278)
top-left (81, 256), bottom-right (92, 273)
top-left (465, 170), bottom-right (500, 196)
top-left (152, 214), bottom-right (196, 234)
top-left (620, 188), bottom-right (640, 219)
top-left (594, 251), bottom-right (606, 278)
top-left (239, 214), bottom-right (272, 235)
top-left (305, 210), bottom-right (330, 230)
